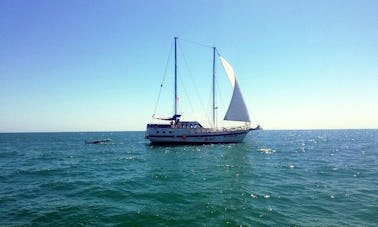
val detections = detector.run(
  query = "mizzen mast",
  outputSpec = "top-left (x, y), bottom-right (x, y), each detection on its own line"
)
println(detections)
top-left (212, 47), bottom-right (217, 128)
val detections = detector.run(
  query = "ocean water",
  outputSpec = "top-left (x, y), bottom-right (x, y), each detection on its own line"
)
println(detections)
top-left (0, 130), bottom-right (377, 226)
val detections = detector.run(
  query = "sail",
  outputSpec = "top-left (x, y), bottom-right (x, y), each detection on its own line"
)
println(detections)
top-left (219, 56), bottom-right (251, 122)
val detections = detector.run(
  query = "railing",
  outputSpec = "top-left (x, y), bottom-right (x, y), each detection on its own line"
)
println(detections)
top-left (184, 126), bottom-right (250, 134)
top-left (147, 123), bottom-right (253, 133)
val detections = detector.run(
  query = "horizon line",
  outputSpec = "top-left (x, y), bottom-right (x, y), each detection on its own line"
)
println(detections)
top-left (1, 128), bottom-right (377, 134)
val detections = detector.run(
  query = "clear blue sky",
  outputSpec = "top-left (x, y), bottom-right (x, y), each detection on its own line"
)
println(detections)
top-left (1, 0), bottom-right (377, 132)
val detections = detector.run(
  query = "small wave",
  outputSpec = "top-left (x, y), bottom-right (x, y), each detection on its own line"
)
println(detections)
top-left (258, 148), bottom-right (275, 154)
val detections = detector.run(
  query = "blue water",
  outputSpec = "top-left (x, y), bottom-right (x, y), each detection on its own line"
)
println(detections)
top-left (0, 130), bottom-right (377, 226)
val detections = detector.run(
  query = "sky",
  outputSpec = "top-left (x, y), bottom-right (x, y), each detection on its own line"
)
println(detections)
top-left (1, 0), bottom-right (377, 132)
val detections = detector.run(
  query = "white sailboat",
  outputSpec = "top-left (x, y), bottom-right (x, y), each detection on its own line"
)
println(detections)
top-left (145, 37), bottom-right (260, 144)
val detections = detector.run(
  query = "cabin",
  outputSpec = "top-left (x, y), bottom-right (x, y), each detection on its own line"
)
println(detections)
top-left (147, 121), bottom-right (203, 129)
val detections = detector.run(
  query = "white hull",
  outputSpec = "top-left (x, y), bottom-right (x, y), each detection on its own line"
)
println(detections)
top-left (146, 126), bottom-right (251, 144)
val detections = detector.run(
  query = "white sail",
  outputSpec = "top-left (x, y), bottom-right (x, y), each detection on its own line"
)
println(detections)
top-left (219, 56), bottom-right (251, 122)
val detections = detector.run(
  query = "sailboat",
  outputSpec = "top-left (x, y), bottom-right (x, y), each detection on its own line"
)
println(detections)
top-left (145, 37), bottom-right (260, 144)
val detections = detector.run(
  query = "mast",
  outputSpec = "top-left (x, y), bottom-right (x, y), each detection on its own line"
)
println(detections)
top-left (174, 37), bottom-right (178, 116)
top-left (212, 47), bottom-right (216, 128)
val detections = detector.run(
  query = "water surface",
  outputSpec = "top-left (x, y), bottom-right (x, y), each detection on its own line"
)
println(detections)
top-left (1, 130), bottom-right (377, 226)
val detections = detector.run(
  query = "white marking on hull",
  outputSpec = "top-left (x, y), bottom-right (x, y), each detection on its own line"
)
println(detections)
top-left (146, 127), bottom-right (249, 144)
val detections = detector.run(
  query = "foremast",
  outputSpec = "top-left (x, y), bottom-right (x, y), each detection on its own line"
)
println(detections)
top-left (174, 37), bottom-right (178, 117)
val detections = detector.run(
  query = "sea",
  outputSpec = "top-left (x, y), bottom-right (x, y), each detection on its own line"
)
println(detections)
top-left (0, 130), bottom-right (377, 226)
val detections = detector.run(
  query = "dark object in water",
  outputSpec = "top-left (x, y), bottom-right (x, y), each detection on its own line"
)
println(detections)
top-left (84, 139), bottom-right (112, 144)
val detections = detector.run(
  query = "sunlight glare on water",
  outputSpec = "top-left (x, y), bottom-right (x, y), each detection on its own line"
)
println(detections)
top-left (0, 130), bottom-right (377, 226)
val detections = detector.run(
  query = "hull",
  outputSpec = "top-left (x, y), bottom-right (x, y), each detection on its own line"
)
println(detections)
top-left (145, 126), bottom-right (251, 144)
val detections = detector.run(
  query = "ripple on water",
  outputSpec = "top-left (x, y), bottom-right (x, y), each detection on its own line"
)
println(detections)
top-left (0, 130), bottom-right (377, 226)
top-left (258, 148), bottom-right (275, 154)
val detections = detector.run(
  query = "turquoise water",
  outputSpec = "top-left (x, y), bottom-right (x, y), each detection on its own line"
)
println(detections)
top-left (1, 130), bottom-right (377, 226)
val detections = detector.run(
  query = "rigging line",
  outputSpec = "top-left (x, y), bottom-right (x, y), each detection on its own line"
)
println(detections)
top-left (161, 43), bottom-right (174, 86)
top-left (205, 83), bottom-right (213, 127)
top-left (248, 102), bottom-right (261, 126)
top-left (152, 42), bottom-right (174, 116)
top-left (250, 111), bottom-right (261, 126)
top-left (177, 42), bottom-right (196, 116)
top-left (177, 42), bottom-right (208, 117)
top-left (180, 38), bottom-right (213, 49)
top-left (214, 56), bottom-right (230, 127)
top-left (215, 75), bottom-right (226, 126)
top-left (215, 49), bottom-right (223, 59)
top-left (208, 59), bottom-right (218, 128)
